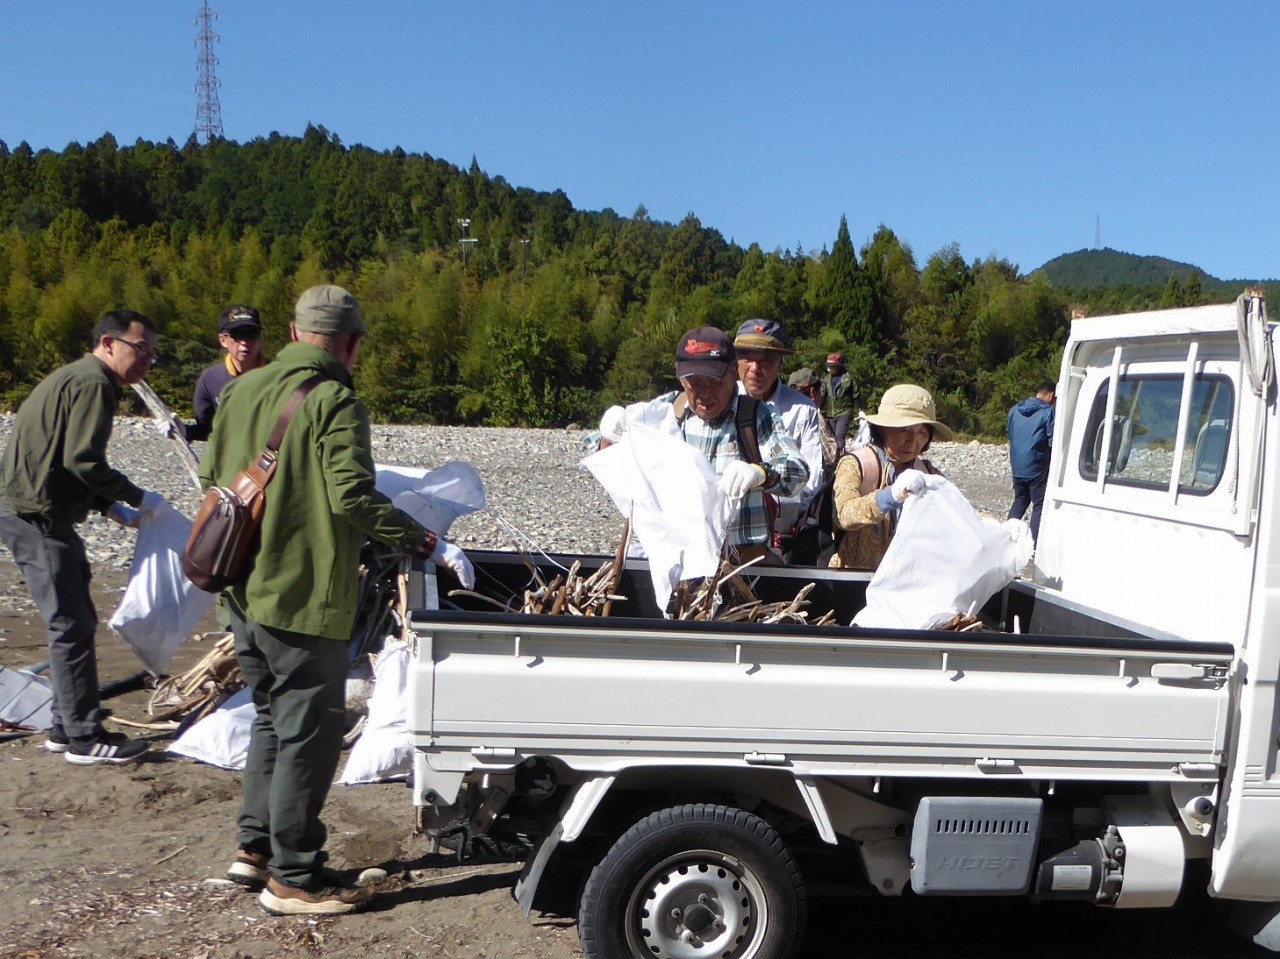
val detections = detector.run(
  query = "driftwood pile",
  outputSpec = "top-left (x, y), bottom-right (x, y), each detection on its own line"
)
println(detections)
top-left (668, 556), bottom-right (837, 626)
top-left (938, 612), bottom-right (985, 632)
top-left (518, 558), bottom-right (626, 616)
top-left (450, 520), bottom-right (838, 627)
top-left (447, 556), bottom-right (628, 617)
top-left (142, 633), bottom-right (242, 730)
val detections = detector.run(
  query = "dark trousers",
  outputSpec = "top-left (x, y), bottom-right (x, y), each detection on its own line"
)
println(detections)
top-left (1009, 475), bottom-right (1049, 543)
top-left (229, 604), bottom-right (349, 889)
top-left (0, 508), bottom-right (103, 738)
top-left (827, 413), bottom-right (853, 454)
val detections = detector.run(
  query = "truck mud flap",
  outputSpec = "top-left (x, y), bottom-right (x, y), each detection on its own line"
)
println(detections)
top-left (515, 821), bottom-right (564, 917)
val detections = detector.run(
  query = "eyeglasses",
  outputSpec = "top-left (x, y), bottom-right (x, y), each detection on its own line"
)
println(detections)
top-left (680, 373), bottom-right (730, 392)
top-left (223, 330), bottom-right (261, 342)
top-left (114, 338), bottom-right (154, 358)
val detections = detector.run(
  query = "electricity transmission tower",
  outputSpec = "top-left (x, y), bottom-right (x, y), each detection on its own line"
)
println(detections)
top-left (193, 1), bottom-right (224, 142)
top-left (458, 218), bottom-right (478, 267)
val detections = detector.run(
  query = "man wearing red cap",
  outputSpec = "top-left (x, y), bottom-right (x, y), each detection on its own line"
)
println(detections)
top-left (598, 326), bottom-right (809, 563)
top-left (820, 353), bottom-right (860, 454)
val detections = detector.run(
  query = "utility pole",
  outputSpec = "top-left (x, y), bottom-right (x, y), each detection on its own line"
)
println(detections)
top-left (520, 237), bottom-right (531, 283)
top-left (1095, 214), bottom-right (1101, 250)
top-left (458, 218), bottom-right (477, 268)
top-left (193, 1), bottom-right (224, 142)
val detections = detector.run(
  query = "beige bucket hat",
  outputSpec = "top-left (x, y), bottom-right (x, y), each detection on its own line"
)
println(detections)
top-left (866, 384), bottom-right (954, 441)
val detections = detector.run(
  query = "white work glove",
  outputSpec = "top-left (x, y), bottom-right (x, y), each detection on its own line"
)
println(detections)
top-left (106, 503), bottom-right (141, 529)
top-left (139, 490), bottom-right (167, 515)
top-left (890, 469), bottom-right (927, 502)
top-left (598, 406), bottom-right (628, 445)
top-left (718, 461), bottom-right (767, 500)
top-left (430, 538), bottom-right (476, 590)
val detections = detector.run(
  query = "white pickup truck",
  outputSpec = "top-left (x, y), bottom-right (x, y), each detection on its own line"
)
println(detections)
top-left (406, 292), bottom-right (1279, 959)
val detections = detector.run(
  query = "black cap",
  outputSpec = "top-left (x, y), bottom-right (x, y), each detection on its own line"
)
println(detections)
top-left (675, 327), bottom-right (735, 379)
top-left (219, 305), bottom-right (261, 334)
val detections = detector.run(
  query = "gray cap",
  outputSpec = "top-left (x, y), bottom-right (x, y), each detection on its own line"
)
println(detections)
top-left (294, 285), bottom-right (366, 335)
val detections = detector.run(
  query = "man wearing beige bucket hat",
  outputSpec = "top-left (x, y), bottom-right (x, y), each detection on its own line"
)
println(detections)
top-left (829, 383), bottom-right (952, 571)
top-left (732, 319), bottom-right (826, 564)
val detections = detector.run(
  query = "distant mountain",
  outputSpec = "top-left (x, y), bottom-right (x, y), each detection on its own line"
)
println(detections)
top-left (1035, 248), bottom-right (1219, 288)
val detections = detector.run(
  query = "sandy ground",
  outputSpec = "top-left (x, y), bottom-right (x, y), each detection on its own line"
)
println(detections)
top-left (0, 566), bottom-right (1270, 959)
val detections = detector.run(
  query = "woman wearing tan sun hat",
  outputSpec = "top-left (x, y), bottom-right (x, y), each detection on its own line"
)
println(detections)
top-left (829, 383), bottom-right (952, 571)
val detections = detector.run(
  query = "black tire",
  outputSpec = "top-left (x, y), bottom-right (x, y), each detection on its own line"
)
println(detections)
top-left (578, 803), bottom-right (807, 959)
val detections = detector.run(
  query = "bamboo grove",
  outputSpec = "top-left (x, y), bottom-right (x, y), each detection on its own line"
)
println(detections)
top-left (0, 128), bottom-right (1257, 439)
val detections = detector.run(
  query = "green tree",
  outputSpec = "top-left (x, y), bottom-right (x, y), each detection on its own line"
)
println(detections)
top-left (813, 215), bottom-right (876, 347)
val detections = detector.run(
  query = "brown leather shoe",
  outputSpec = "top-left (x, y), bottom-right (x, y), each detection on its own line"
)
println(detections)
top-left (226, 849), bottom-right (269, 889)
top-left (258, 876), bottom-right (371, 916)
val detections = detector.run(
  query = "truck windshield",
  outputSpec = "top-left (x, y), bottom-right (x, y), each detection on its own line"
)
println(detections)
top-left (1079, 374), bottom-right (1234, 494)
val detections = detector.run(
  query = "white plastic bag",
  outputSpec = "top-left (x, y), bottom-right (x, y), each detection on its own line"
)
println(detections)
top-left (850, 410), bottom-right (871, 449)
top-left (0, 666), bottom-right (53, 731)
top-left (581, 416), bottom-right (729, 612)
top-left (166, 686), bottom-right (254, 769)
top-left (375, 461), bottom-right (487, 535)
top-left (854, 479), bottom-right (1033, 630)
top-left (340, 638), bottom-right (412, 785)
top-left (109, 503), bottom-right (214, 675)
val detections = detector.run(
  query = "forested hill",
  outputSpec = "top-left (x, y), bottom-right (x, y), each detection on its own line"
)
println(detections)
top-left (1038, 248), bottom-right (1214, 288)
top-left (1037, 248), bottom-right (1271, 312)
top-left (0, 130), bottom-right (1267, 438)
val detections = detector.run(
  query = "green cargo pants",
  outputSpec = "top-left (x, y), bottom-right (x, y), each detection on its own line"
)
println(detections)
top-left (228, 605), bottom-right (349, 889)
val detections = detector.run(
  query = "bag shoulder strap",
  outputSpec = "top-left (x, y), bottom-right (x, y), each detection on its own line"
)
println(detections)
top-left (266, 375), bottom-right (325, 452)
top-left (244, 375), bottom-right (325, 486)
top-left (672, 392), bottom-right (764, 467)
top-left (851, 445), bottom-right (881, 496)
top-left (735, 396), bottom-right (762, 466)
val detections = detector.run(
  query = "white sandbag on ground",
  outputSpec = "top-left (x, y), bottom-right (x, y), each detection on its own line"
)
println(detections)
top-left (108, 503), bottom-right (214, 675)
top-left (0, 666), bottom-right (53, 733)
top-left (166, 686), bottom-right (254, 769)
top-left (854, 478), bottom-right (1033, 631)
top-left (340, 638), bottom-right (411, 785)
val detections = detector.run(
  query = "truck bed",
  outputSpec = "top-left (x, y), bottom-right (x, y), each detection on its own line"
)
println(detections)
top-left (408, 551), bottom-right (1232, 786)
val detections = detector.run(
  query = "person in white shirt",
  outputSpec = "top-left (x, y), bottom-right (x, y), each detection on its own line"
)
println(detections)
top-left (732, 318), bottom-right (827, 564)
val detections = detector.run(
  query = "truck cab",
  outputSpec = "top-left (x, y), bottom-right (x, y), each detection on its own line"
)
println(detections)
top-left (1036, 291), bottom-right (1280, 907)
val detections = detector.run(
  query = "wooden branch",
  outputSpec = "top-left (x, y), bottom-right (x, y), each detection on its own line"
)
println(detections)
top-left (129, 381), bottom-right (202, 491)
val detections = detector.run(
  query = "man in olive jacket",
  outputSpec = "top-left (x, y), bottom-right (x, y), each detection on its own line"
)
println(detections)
top-left (0, 310), bottom-right (166, 766)
top-left (200, 284), bottom-right (474, 916)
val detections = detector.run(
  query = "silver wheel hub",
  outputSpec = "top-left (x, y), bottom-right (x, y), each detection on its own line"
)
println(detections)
top-left (629, 851), bottom-right (768, 959)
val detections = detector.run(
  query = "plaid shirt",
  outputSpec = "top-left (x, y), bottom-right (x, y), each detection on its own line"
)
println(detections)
top-left (659, 391), bottom-right (809, 547)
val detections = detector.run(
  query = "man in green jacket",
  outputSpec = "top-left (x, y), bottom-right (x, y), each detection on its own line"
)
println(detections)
top-left (201, 284), bottom-right (474, 916)
top-left (820, 352), bottom-right (860, 454)
top-left (0, 310), bottom-right (166, 765)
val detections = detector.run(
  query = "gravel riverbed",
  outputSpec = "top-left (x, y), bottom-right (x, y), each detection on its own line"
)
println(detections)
top-left (0, 415), bottom-right (1017, 568)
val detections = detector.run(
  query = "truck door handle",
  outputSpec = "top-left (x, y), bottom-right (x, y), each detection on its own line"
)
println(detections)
top-left (744, 752), bottom-right (789, 766)
top-left (1150, 664), bottom-right (1209, 681)
top-left (471, 746), bottom-right (518, 760)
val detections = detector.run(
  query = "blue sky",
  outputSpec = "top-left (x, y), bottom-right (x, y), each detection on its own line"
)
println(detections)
top-left (1, 1), bottom-right (1274, 281)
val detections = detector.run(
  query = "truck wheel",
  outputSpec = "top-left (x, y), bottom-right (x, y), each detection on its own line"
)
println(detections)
top-left (578, 803), bottom-right (806, 959)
